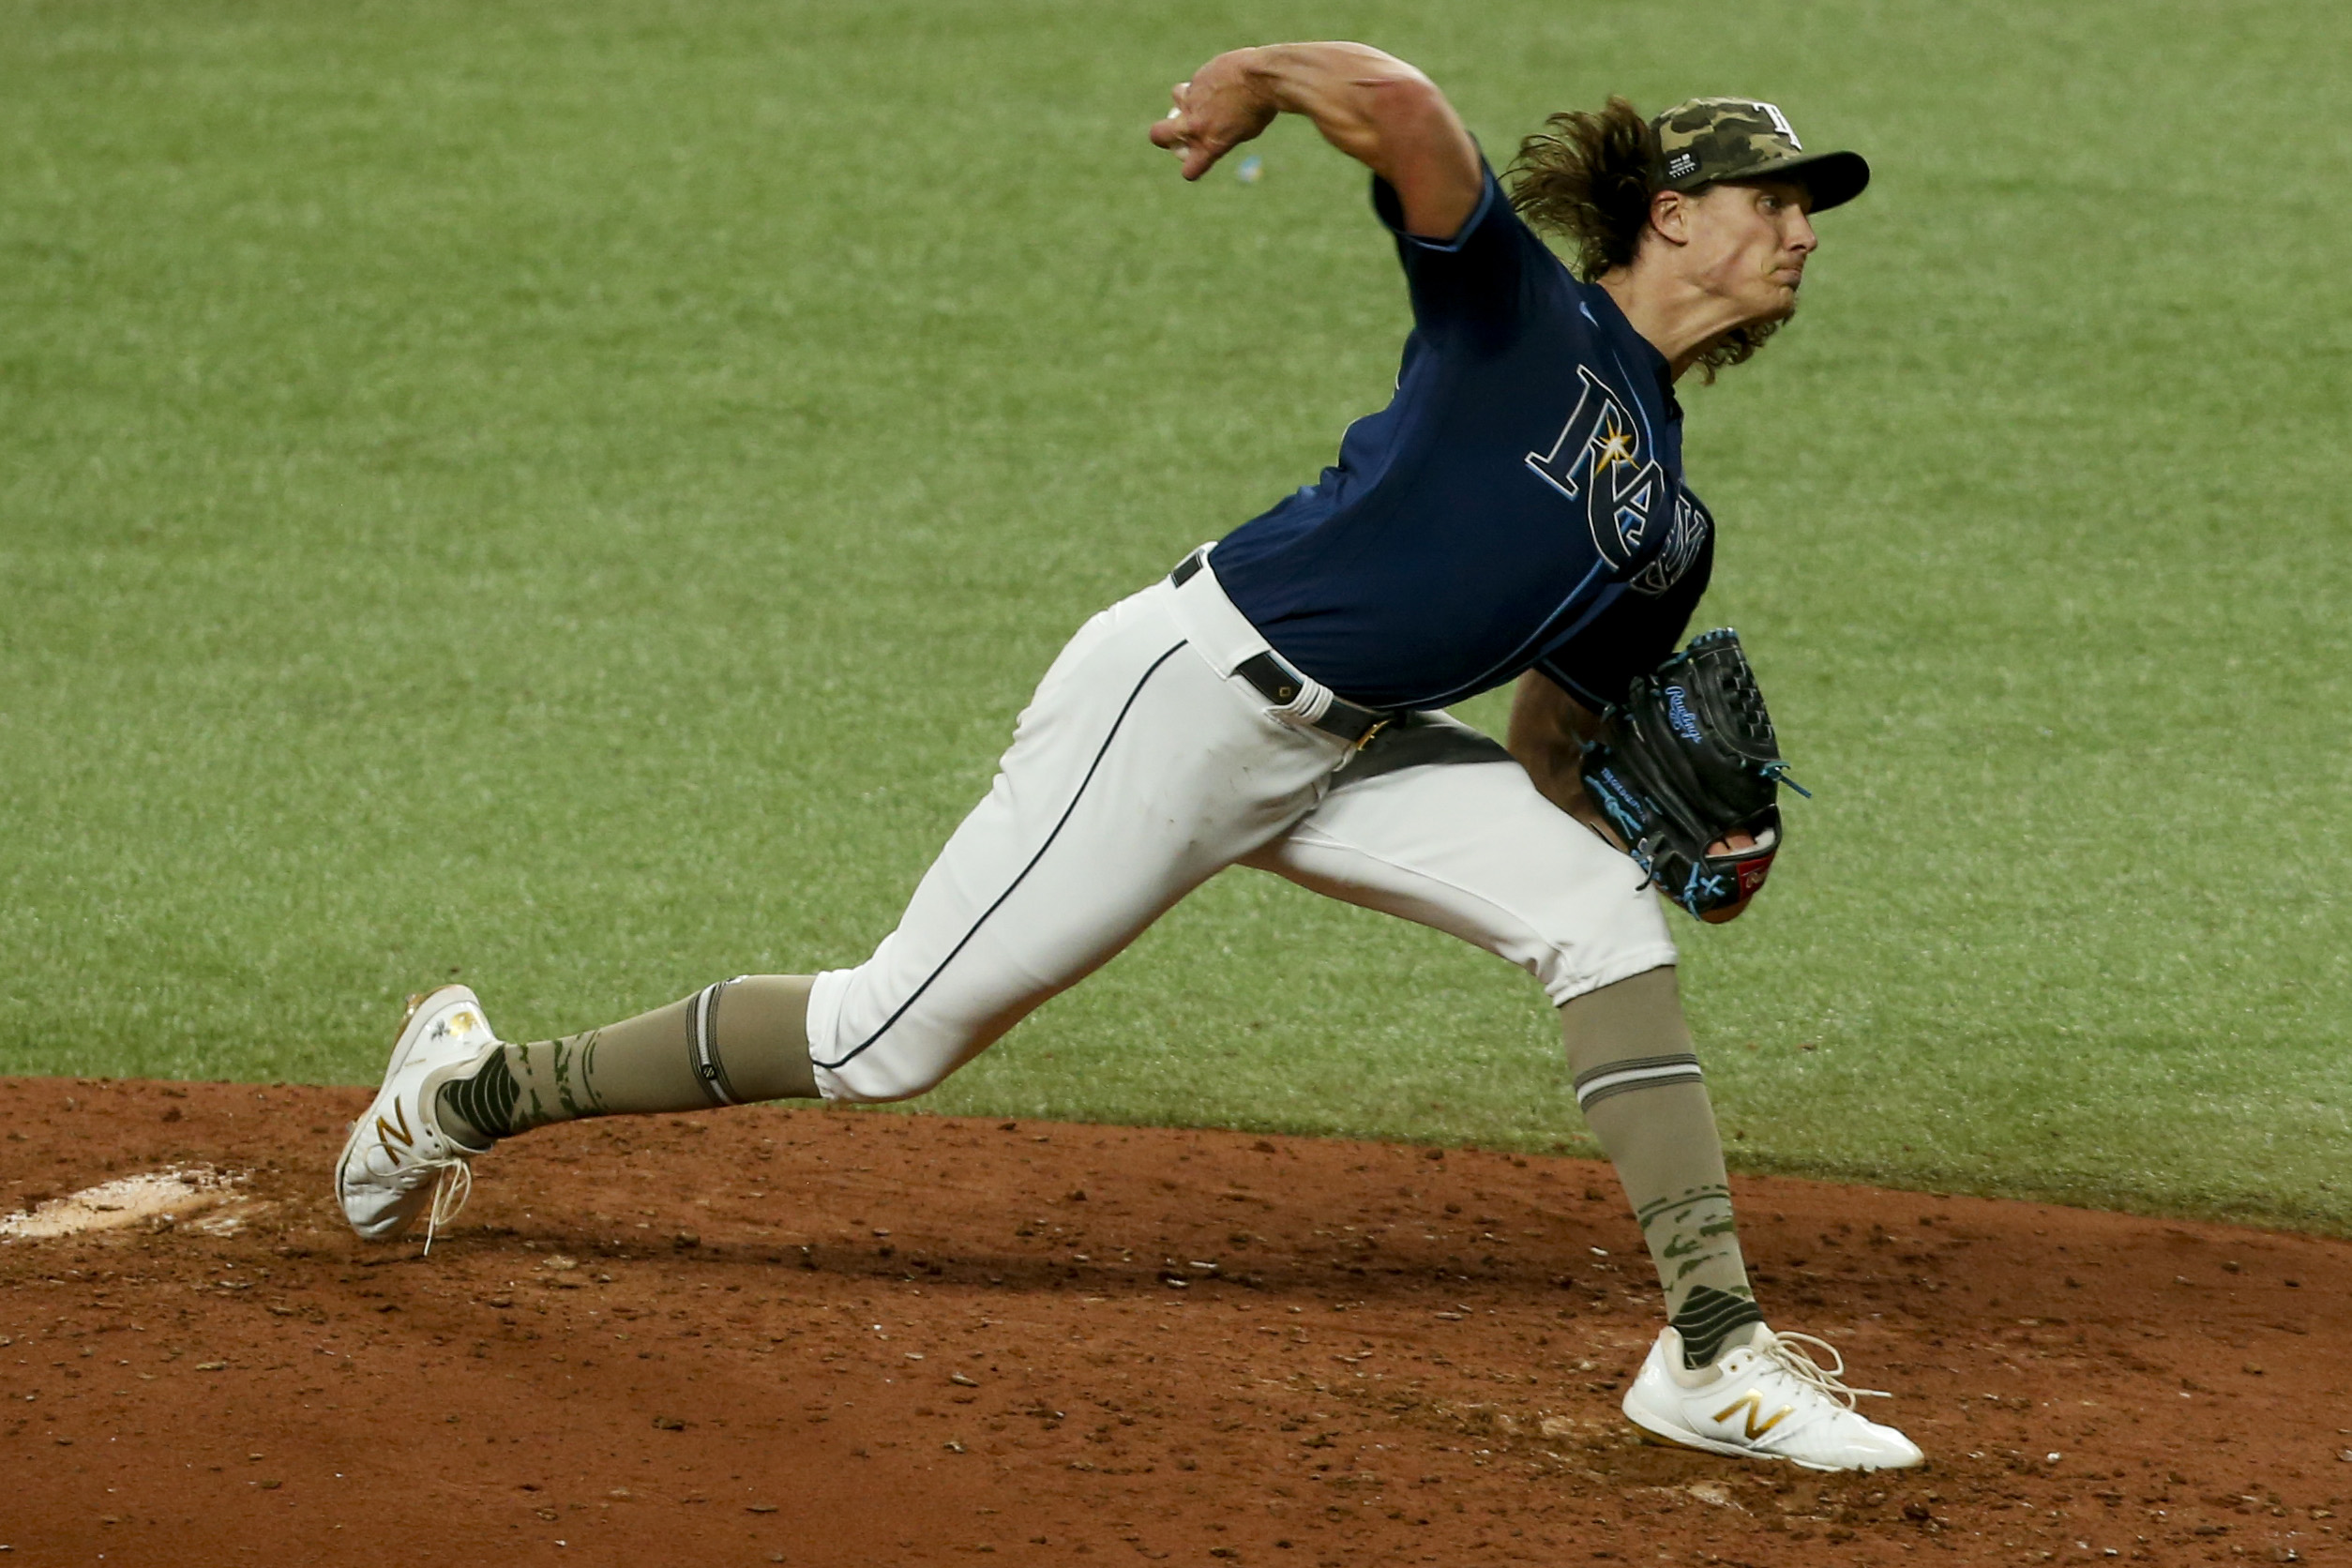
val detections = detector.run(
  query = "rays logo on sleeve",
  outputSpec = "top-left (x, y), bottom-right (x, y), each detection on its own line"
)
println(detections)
top-left (1524, 367), bottom-right (1711, 597)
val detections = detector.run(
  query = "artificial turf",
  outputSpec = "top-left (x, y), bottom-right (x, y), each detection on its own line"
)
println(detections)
top-left (4, 0), bottom-right (2346, 1230)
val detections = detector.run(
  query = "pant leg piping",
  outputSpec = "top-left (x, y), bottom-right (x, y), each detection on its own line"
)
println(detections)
top-left (812, 640), bottom-right (1190, 1073)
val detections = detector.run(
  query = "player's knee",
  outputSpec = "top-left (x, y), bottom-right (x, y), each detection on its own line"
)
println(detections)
top-left (1479, 847), bottom-right (1676, 1009)
top-left (805, 970), bottom-right (992, 1103)
top-left (812, 1023), bottom-right (1013, 1103)
top-left (1519, 928), bottom-right (1681, 1011)
top-left (813, 1056), bottom-right (950, 1105)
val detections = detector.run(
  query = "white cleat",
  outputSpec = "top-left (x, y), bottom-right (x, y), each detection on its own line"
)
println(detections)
top-left (1621, 1324), bottom-right (1924, 1471)
top-left (335, 984), bottom-right (500, 1247)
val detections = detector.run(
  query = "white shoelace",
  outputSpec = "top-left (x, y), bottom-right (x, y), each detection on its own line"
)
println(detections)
top-left (1760, 1330), bottom-right (1891, 1408)
top-left (420, 1160), bottom-right (474, 1257)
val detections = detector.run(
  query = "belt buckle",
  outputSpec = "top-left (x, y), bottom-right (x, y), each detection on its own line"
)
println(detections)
top-left (1351, 714), bottom-right (1393, 751)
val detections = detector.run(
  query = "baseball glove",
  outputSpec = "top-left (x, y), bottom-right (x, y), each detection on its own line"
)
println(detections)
top-left (1579, 628), bottom-right (1809, 921)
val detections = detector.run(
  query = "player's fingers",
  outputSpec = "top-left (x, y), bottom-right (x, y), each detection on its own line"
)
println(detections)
top-left (1149, 109), bottom-right (1187, 152)
top-left (1180, 139), bottom-right (1227, 181)
top-left (1700, 828), bottom-right (1761, 920)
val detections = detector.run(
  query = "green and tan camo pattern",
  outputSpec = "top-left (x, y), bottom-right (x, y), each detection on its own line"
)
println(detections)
top-left (1651, 97), bottom-right (1809, 189)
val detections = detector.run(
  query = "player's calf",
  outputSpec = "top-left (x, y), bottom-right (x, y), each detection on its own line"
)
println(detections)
top-left (336, 975), bottom-right (820, 1244)
top-left (430, 973), bottom-right (820, 1147)
top-left (1561, 966), bottom-right (1763, 1364)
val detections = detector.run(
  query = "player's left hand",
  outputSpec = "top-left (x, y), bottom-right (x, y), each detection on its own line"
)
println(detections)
top-left (1696, 830), bottom-right (1760, 924)
top-left (1149, 53), bottom-right (1278, 180)
top-left (1575, 816), bottom-right (1758, 924)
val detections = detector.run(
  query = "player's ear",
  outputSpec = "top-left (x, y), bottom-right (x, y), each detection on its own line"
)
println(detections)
top-left (1647, 187), bottom-right (1694, 249)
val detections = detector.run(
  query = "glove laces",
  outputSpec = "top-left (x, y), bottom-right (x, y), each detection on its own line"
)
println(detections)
top-left (1760, 1330), bottom-right (1891, 1407)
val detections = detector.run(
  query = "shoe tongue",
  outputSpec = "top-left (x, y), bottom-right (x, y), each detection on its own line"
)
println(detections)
top-left (1722, 1320), bottom-right (1772, 1354)
top-left (1690, 1320), bottom-right (1770, 1377)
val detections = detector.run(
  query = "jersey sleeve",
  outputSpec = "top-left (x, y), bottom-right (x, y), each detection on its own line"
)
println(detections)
top-left (1369, 164), bottom-right (1546, 351)
top-left (1530, 528), bottom-right (1716, 709)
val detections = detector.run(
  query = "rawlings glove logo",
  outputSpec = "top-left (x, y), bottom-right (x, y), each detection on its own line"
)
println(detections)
top-left (1663, 685), bottom-right (1703, 743)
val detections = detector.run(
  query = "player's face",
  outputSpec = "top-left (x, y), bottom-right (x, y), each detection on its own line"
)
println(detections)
top-left (1681, 180), bottom-right (1817, 325)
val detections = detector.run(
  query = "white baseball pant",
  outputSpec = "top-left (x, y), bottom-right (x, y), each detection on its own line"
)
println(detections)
top-left (807, 557), bottom-right (1677, 1103)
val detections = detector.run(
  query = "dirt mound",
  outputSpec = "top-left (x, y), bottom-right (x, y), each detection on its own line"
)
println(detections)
top-left (1, 1076), bottom-right (2344, 1565)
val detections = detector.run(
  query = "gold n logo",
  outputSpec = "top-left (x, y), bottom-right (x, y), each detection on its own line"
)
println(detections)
top-left (1711, 1391), bottom-right (1792, 1440)
top-left (373, 1101), bottom-right (415, 1160)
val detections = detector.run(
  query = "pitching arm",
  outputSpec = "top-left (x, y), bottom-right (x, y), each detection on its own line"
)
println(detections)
top-left (1148, 42), bottom-right (1483, 241)
top-left (1507, 670), bottom-right (1614, 833)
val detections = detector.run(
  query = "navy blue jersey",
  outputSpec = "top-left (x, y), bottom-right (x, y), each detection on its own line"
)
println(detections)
top-left (1211, 167), bottom-right (1715, 713)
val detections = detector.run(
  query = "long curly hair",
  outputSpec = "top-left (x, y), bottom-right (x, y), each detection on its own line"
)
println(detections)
top-left (1505, 97), bottom-right (1782, 383)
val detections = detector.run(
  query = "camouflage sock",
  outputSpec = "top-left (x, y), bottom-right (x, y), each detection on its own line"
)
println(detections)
top-left (1560, 967), bottom-right (1761, 1369)
top-left (432, 974), bottom-right (819, 1141)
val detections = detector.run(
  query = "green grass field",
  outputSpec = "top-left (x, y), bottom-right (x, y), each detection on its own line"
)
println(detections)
top-left (5, 0), bottom-right (2347, 1231)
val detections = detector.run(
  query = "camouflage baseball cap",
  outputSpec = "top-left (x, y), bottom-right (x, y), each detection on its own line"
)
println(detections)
top-left (1650, 98), bottom-right (1870, 212)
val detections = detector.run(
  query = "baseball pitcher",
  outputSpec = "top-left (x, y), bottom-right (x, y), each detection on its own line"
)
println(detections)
top-left (338, 42), bottom-right (1917, 1471)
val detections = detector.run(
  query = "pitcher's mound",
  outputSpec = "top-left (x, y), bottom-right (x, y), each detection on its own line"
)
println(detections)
top-left (1, 1076), bottom-right (2344, 1564)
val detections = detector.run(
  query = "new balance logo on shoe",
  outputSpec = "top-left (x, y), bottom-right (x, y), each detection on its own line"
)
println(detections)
top-left (373, 1100), bottom-right (415, 1162)
top-left (1712, 1390), bottom-right (1793, 1440)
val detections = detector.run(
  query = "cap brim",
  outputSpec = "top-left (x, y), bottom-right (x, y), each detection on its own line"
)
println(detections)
top-left (1751, 149), bottom-right (1870, 212)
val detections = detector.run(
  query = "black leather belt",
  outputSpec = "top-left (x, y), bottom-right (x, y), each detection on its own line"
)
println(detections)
top-left (1168, 548), bottom-right (1396, 748)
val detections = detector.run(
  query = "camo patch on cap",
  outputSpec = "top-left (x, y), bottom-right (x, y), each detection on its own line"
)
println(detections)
top-left (1650, 97), bottom-right (1870, 211)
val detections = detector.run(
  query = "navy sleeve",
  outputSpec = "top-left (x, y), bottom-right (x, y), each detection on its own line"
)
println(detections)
top-left (1530, 655), bottom-right (1612, 713)
top-left (1532, 532), bottom-right (1716, 709)
top-left (1369, 165), bottom-right (1545, 350)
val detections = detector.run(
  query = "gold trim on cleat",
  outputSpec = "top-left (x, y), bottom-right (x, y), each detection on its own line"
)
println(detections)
top-left (1712, 1390), bottom-right (1794, 1440)
top-left (400, 984), bottom-right (467, 1033)
top-left (373, 1100), bottom-right (415, 1162)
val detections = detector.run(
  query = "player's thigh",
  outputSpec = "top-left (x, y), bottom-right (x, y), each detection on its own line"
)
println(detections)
top-left (1242, 717), bottom-right (1675, 1004)
top-left (810, 584), bottom-right (1345, 1101)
